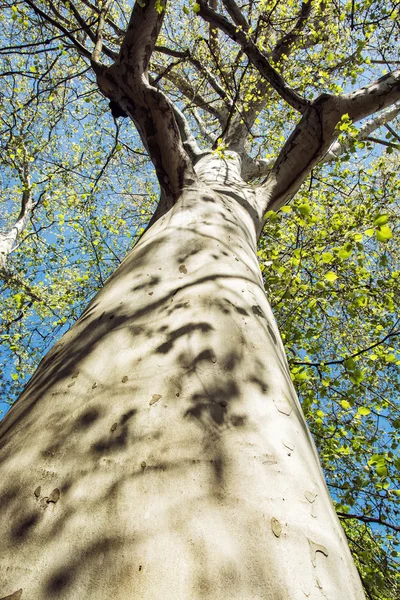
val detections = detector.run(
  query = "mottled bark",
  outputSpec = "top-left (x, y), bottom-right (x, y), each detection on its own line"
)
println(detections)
top-left (0, 156), bottom-right (364, 600)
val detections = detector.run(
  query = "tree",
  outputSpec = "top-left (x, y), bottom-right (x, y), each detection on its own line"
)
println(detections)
top-left (0, 1), bottom-right (399, 598)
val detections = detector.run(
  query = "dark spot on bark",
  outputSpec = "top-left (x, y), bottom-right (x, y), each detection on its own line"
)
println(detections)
top-left (11, 512), bottom-right (40, 541)
top-left (230, 414), bottom-right (247, 427)
top-left (92, 427), bottom-right (128, 454)
top-left (76, 407), bottom-right (100, 429)
top-left (110, 423), bottom-right (118, 432)
top-left (179, 264), bottom-right (187, 274)
top-left (249, 376), bottom-right (268, 393)
top-left (34, 486), bottom-right (41, 498)
top-left (252, 305), bottom-right (264, 318)
top-left (46, 570), bottom-right (72, 594)
top-left (121, 409), bottom-right (136, 425)
top-left (234, 305), bottom-right (248, 316)
top-left (267, 323), bottom-right (277, 344)
top-left (155, 323), bottom-right (213, 354)
top-left (223, 352), bottom-right (239, 370)
top-left (109, 100), bottom-right (128, 118)
top-left (122, 376), bottom-right (128, 383)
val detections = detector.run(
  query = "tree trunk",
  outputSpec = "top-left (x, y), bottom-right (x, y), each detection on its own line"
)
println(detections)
top-left (0, 156), bottom-right (364, 599)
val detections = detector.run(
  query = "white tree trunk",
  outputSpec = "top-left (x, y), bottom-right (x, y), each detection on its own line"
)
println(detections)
top-left (0, 156), bottom-right (364, 599)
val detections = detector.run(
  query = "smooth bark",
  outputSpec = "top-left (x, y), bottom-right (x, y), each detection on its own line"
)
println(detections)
top-left (0, 156), bottom-right (364, 599)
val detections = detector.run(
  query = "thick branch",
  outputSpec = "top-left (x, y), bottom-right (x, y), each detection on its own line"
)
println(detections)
top-left (0, 158), bottom-right (33, 270)
top-left (271, 0), bottom-right (312, 62)
top-left (343, 69), bottom-right (400, 123)
top-left (264, 70), bottom-right (400, 212)
top-left (222, 0), bottom-right (250, 30)
top-left (223, 0), bottom-right (315, 148)
top-left (197, 0), bottom-right (309, 113)
top-left (96, 0), bottom-right (197, 200)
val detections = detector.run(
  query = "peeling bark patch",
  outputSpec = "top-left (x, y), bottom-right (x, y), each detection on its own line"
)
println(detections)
top-left (273, 396), bottom-right (292, 416)
top-left (46, 488), bottom-right (60, 504)
top-left (34, 486), bottom-right (41, 498)
top-left (179, 264), bottom-right (187, 274)
top-left (150, 394), bottom-right (162, 406)
top-left (304, 491), bottom-right (317, 503)
top-left (308, 539), bottom-right (329, 567)
top-left (271, 517), bottom-right (282, 537)
top-left (122, 376), bottom-right (128, 383)
top-left (283, 440), bottom-right (295, 451)
top-left (0, 589), bottom-right (23, 600)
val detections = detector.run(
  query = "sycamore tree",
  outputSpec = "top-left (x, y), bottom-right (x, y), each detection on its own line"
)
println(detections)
top-left (0, 1), bottom-right (399, 598)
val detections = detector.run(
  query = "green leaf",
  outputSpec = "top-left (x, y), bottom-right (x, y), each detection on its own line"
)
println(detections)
top-left (376, 225), bottom-right (392, 242)
top-left (193, 2), bottom-right (200, 12)
top-left (373, 214), bottom-right (388, 226)
top-left (349, 369), bottom-right (364, 384)
top-left (265, 210), bottom-right (278, 222)
top-left (340, 400), bottom-right (351, 410)
top-left (357, 407), bottom-right (370, 416)
top-left (322, 251), bottom-right (334, 263)
top-left (344, 357), bottom-right (356, 370)
top-left (376, 464), bottom-right (388, 477)
top-left (325, 271), bottom-right (338, 282)
top-left (298, 203), bottom-right (311, 216)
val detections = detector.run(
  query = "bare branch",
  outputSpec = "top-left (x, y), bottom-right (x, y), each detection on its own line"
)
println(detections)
top-left (23, 0), bottom-right (93, 59)
top-left (337, 512), bottom-right (400, 533)
top-left (150, 62), bottom-right (225, 123)
top-left (91, 0), bottom-right (113, 66)
top-left (222, 0), bottom-right (250, 31)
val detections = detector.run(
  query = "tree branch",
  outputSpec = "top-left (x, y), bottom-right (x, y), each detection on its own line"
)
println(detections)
top-left (324, 102), bottom-right (400, 162)
top-left (23, 0), bottom-right (93, 59)
top-left (343, 69), bottom-right (400, 123)
top-left (95, 0), bottom-right (197, 201)
top-left (197, 0), bottom-right (309, 113)
top-left (292, 329), bottom-right (399, 368)
top-left (337, 512), bottom-right (400, 533)
top-left (264, 70), bottom-right (400, 212)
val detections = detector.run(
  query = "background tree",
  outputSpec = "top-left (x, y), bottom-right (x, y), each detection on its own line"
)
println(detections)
top-left (0, 1), bottom-right (399, 599)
